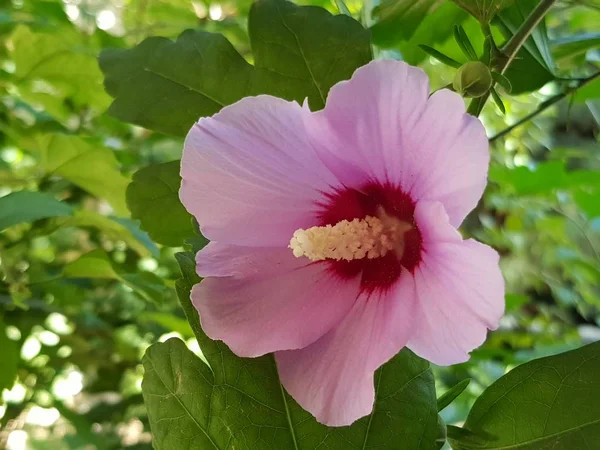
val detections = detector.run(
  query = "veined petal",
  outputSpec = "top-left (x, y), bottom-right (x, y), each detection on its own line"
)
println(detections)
top-left (306, 60), bottom-right (489, 227)
top-left (180, 95), bottom-right (339, 247)
top-left (402, 90), bottom-right (489, 227)
top-left (407, 201), bottom-right (505, 366)
top-left (195, 241), bottom-right (298, 279)
top-left (192, 244), bottom-right (361, 358)
top-left (276, 275), bottom-right (416, 427)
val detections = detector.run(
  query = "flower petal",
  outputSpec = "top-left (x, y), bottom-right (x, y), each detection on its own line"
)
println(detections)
top-left (305, 60), bottom-right (429, 188)
top-left (276, 276), bottom-right (416, 427)
top-left (403, 90), bottom-right (489, 226)
top-left (180, 96), bottom-right (339, 247)
top-left (406, 201), bottom-right (505, 366)
top-left (307, 60), bottom-right (489, 226)
top-left (195, 242), bottom-right (296, 279)
top-left (192, 244), bottom-right (361, 358)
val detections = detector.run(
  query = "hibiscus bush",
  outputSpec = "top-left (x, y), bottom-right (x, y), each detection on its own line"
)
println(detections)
top-left (1, 0), bottom-right (599, 449)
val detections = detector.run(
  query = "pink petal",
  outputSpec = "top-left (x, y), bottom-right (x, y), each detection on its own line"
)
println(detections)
top-left (180, 96), bottom-right (339, 247)
top-left (276, 276), bottom-right (416, 427)
top-left (404, 90), bottom-right (489, 227)
top-left (406, 201), bottom-right (505, 366)
top-left (306, 60), bottom-right (489, 227)
top-left (195, 242), bottom-right (296, 279)
top-left (192, 244), bottom-right (361, 358)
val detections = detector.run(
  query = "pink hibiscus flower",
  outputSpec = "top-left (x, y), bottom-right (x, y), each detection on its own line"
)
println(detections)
top-left (180, 60), bottom-right (505, 427)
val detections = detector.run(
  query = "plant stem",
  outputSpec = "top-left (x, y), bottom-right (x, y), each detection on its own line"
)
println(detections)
top-left (500, 0), bottom-right (556, 75)
top-left (489, 71), bottom-right (600, 142)
top-left (467, 0), bottom-right (558, 117)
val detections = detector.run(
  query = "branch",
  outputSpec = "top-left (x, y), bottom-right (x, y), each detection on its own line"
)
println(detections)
top-left (489, 71), bottom-right (600, 142)
top-left (467, 0), bottom-right (558, 116)
top-left (500, 0), bottom-right (556, 75)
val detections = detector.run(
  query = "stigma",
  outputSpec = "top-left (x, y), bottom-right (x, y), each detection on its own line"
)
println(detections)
top-left (289, 209), bottom-right (413, 262)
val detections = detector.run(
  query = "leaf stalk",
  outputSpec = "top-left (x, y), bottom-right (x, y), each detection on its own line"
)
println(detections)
top-left (489, 71), bottom-right (600, 142)
top-left (467, 0), bottom-right (558, 116)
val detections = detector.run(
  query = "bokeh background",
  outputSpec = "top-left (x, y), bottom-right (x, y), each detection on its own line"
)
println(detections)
top-left (0, 0), bottom-right (599, 448)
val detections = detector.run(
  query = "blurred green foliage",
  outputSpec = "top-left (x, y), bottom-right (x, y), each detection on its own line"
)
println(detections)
top-left (0, 0), bottom-right (599, 449)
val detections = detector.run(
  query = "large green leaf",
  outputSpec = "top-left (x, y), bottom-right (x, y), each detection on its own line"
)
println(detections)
top-left (142, 251), bottom-right (440, 450)
top-left (0, 190), bottom-right (73, 231)
top-left (126, 160), bottom-right (194, 247)
top-left (35, 134), bottom-right (130, 216)
top-left (0, 320), bottom-right (19, 392)
top-left (495, 0), bottom-right (555, 94)
top-left (450, 341), bottom-right (600, 449)
top-left (451, 0), bottom-right (514, 23)
top-left (249, 0), bottom-right (371, 110)
top-left (100, 30), bottom-right (253, 137)
top-left (10, 25), bottom-right (110, 113)
top-left (100, 0), bottom-right (371, 136)
top-left (370, 0), bottom-right (439, 48)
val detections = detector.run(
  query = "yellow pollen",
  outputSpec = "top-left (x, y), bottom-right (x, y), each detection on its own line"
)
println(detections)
top-left (289, 212), bottom-right (413, 262)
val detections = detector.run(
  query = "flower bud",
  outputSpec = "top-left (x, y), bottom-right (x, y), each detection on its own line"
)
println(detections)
top-left (453, 61), bottom-right (493, 98)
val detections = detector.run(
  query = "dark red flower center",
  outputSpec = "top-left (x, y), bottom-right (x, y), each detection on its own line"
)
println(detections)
top-left (318, 182), bottom-right (422, 294)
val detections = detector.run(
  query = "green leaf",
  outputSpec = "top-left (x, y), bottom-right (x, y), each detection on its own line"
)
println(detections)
top-left (0, 320), bottom-right (19, 392)
top-left (174, 252), bottom-right (206, 339)
top-left (100, 0), bottom-right (371, 136)
top-left (9, 25), bottom-right (110, 112)
top-left (184, 217), bottom-right (210, 253)
top-left (126, 160), bottom-right (195, 247)
top-left (505, 293), bottom-right (529, 312)
top-left (143, 338), bottom-right (439, 450)
top-left (249, 0), bottom-right (371, 111)
top-left (490, 87), bottom-right (505, 114)
top-left (574, 189), bottom-right (600, 218)
top-left (0, 190), bottom-right (73, 231)
top-left (139, 312), bottom-right (195, 338)
top-left (53, 210), bottom-right (158, 257)
top-left (100, 31), bottom-right (253, 137)
top-left (63, 250), bottom-right (120, 279)
top-left (334, 0), bottom-right (352, 16)
top-left (437, 378), bottom-right (471, 412)
top-left (495, 0), bottom-right (555, 94)
top-left (63, 250), bottom-right (168, 303)
top-left (491, 71), bottom-right (512, 93)
top-left (396, 2), bottom-right (469, 65)
top-left (418, 45), bottom-right (462, 68)
top-left (573, 77), bottom-right (600, 103)
top-left (446, 426), bottom-right (489, 447)
top-left (552, 32), bottom-right (600, 63)
top-left (120, 272), bottom-right (169, 304)
top-left (451, 341), bottom-right (600, 449)
top-left (451, 0), bottom-right (514, 23)
top-left (110, 216), bottom-right (160, 256)
top-left (436, 415), bottom-right (448, 449)
top-left (370, 0), bottom-right (439, 48)
top-left (454, 25), bottom-right (478, 60)
top-left (489, 161), bottom-right (600, 195)
top-left (35, 134), bottom-right (130, 216)
top-left (146, 251), bottom-right (440, 450)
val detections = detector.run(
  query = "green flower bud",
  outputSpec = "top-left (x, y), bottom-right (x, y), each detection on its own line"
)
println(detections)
top-left (453, 61), bottom-right (493, 98)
